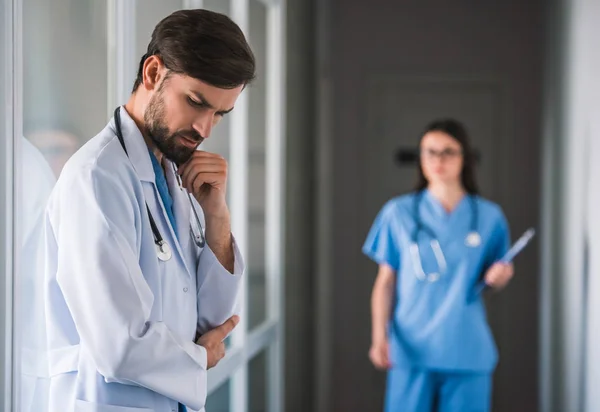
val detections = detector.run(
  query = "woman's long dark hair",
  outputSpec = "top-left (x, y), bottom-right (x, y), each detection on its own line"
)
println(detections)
top-left (415, 118), bottom-right (479, 195)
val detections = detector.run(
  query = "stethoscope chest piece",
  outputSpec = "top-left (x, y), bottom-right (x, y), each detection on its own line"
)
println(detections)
top-left (465, 231), bottom-right (482, 248)
top-left (156, 239), bottom-right (172, 262)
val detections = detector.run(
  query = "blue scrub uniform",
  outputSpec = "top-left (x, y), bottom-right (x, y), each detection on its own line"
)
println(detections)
top-left (363, 190), bottom-right (510, 412)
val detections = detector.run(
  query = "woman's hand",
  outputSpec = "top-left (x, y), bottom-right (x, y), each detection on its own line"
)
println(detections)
top-left (484, 262), bottom-right (514, 290)
top-left (369, 338), bottom-right (391, 370)
top-left (370, 264), bottom-right (395, 370)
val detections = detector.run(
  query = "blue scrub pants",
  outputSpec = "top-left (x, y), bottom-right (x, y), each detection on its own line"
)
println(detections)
top-left (384, 368), bottom-right (492, 412)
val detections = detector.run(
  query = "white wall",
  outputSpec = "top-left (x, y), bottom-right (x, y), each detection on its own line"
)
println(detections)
top-left (586, 115), bottom-right (600, 412)
top-left (582, 8), bottom-right (600, 412)
top-left (541, 0), bottom-right (600, 410)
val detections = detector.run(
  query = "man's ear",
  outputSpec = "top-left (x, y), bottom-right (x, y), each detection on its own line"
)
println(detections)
top-left (142, 55), bottom-right (166, 91)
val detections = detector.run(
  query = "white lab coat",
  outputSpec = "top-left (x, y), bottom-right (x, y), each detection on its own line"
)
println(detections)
top-left (44, 107), bottom-right (244, 412)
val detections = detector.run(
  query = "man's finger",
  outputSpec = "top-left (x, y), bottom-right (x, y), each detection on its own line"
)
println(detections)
top-left (181, 164), bottom-right (225, 190)
top-left (190, 172), bottom-right (223, 194)
top-left (213, 315), bottom-right (240, 341)
top-left (180, 159), bottom-right (226, 174)
top-left (179, 158), bottom-right (226, 177)
top-left (178, 152), bottom-right (225, 173)
top-left (181, 165), bottom-right (218, 185)
top-left (184, 171), bottom-right (224, 193)
top-left (188, 150), bottom-right (224, 159)
top-left (183, 170), bottom-right (205, 193)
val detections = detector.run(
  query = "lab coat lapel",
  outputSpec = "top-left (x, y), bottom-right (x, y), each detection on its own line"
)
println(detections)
top-left (114, 107), bottom-right (193, 277)
top-left (113, 107), bottom-right (154, 183)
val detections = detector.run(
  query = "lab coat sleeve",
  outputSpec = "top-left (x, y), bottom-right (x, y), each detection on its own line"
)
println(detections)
top-left (362, 201), bottom-right (401, 271)
top-left (196, 237), bottom-right (244, 334)
top-left (54, 165), bottom-right (208, 411)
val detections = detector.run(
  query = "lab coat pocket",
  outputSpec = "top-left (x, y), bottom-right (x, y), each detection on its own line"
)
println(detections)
top-left (75, 399), bottom-right (153, 412)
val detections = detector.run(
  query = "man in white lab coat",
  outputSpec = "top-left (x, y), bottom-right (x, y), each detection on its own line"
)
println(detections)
top-left (44, 9), bottom-right (255, 412)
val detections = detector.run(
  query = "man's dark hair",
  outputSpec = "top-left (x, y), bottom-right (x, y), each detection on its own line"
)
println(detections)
top-left (132, 9), bottom-right (256, 92)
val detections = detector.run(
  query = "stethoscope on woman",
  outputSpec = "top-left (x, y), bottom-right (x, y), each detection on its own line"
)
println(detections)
top-left (113, 107), bottom-right (205, 262)
top-left (410, 190), bottom-right (481, 282)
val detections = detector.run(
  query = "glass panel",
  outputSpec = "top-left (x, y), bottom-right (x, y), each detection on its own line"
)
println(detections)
top-left (247, 0), bottom-right (268, 330)
top-left (199, 110), bottom-right (231, 166)
top-left (248, 349), bottom-right (268, 412)
top-left (206, 379), bottom-right (231, 412)
top-left (23, 1), bottom-right (108, 176)
top-left (19, 0), bottom-right (108, 410)
top-left (136, 0), bottom-right (183, 61)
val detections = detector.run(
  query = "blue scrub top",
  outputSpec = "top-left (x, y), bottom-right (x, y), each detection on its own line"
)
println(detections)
top-left (148, 149), bottom-right (177, 238)
top-left (363, 190), bottom-right (510, 372)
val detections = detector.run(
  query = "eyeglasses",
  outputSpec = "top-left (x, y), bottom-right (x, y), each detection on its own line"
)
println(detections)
top-left (420, 148), bottom-right (463, 161)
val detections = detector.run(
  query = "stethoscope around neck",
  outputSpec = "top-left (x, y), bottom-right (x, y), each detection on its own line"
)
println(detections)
top-left (113, 107), bottom-right (205, 262)
top-left (409, 190), bottom-right (481, 282)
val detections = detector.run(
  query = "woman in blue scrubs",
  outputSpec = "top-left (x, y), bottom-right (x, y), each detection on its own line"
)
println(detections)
top-left (363, 119), bottom-right (514, 412)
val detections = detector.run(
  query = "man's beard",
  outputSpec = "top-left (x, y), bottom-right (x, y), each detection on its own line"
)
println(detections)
top-left (143, 91), bottom-right (204, 166)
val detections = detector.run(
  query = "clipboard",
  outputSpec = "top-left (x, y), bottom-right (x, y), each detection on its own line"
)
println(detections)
top-left (473, 228), bottom-right (536, 296)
